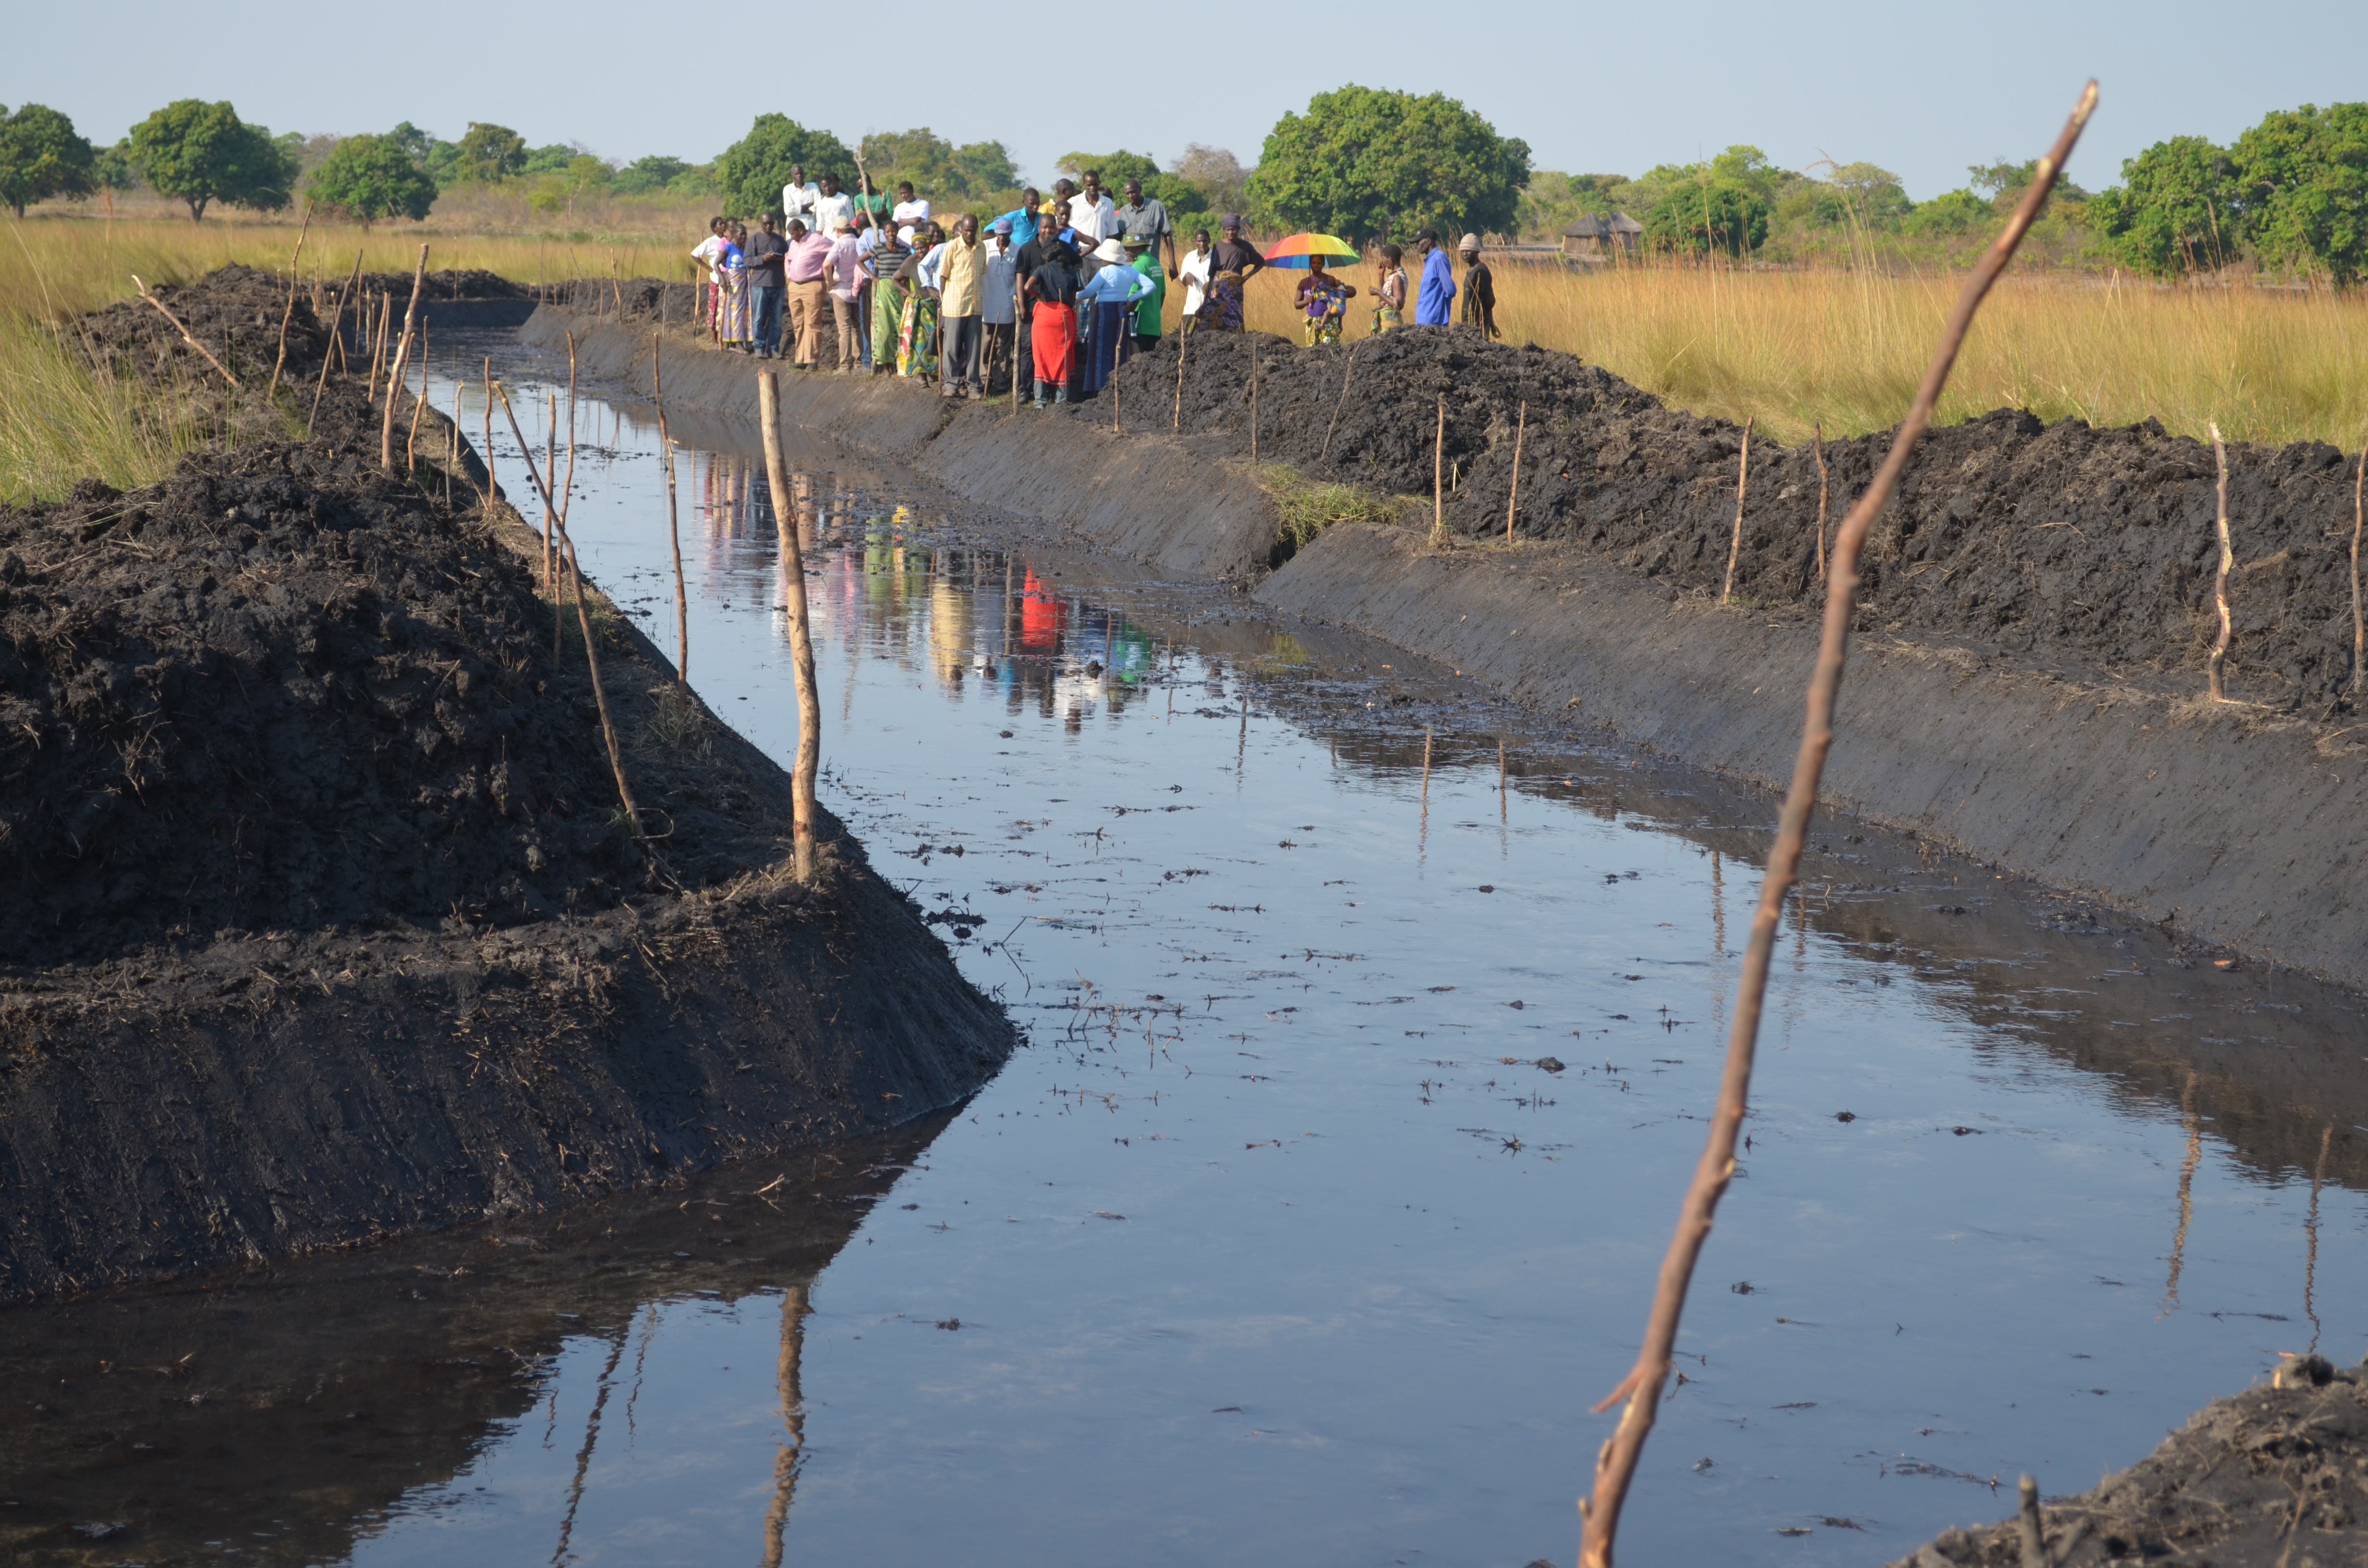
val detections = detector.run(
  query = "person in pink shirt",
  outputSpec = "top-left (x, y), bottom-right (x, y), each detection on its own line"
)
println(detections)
top-left (825, 219), bottom-right (865, 374)
top-left (782, 219), bottom-right (834, 370)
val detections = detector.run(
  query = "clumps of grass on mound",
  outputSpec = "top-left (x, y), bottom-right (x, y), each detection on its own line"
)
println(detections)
top-left (1251, 460), bottom-right (1415, 558)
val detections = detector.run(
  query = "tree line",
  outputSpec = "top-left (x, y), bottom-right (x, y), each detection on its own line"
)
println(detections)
top-left (5, 90), bottom-right (2360, 283)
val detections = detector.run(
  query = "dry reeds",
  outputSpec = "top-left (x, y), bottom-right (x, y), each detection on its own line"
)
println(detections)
top-left (1574, 79), bottom-right (2098, 1568)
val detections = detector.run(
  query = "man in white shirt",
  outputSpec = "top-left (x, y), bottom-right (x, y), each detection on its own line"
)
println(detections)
top-left (890, 181), bottom-right (930, 236)
top-left (812, 172), bottom-right (855, 238)
top-left (1064, 172), bottom-right (1115, 245)
top-left (779, 164), bottom-right (820, 233)
top-left (690, 217), bottom-right (729, 340)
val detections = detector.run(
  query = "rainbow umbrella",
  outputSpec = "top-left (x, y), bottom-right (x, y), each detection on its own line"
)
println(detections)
top-left (1260, 233), bottom-right (1358, 269)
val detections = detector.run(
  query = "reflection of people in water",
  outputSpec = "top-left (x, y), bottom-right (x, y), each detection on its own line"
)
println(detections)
top-left (1018, 567), bottom-right (1066, 655)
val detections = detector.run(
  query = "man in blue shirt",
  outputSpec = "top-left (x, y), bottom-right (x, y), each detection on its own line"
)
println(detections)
top-left (991, 187), bottom-right (1042, 250)
top-left (1414, 230), bottom-right (1456, 325)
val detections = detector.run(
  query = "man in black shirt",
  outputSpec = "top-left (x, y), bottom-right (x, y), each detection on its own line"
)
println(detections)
top-left (743, 214), bottom-right (789, 357)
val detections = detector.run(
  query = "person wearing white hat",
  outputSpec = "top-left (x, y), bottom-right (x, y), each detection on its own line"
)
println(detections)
top-left (1457, 233), bottom-right (1499, 340)
top-left (1075, 237), bottom-right (1153, 397)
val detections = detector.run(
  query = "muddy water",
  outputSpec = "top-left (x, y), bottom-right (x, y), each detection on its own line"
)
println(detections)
top-left (11, 351), bottom-right (2368, 1568)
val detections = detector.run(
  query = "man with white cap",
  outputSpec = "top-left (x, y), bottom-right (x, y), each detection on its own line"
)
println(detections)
top-left (1458, 233), bottom-right (1499, 340)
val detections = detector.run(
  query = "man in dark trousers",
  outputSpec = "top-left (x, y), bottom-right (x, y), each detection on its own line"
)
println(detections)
top-left (1458, 233), bottom-right (1499, 340)
top-left (743, 213), bottom-right (789, 357)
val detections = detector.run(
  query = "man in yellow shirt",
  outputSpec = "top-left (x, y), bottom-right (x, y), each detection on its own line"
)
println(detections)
top-left (936, 213), bottom-right (989, 399)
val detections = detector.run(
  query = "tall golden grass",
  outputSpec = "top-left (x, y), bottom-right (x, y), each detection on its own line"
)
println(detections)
top-left (5, 212), bottom-right (2367, 501)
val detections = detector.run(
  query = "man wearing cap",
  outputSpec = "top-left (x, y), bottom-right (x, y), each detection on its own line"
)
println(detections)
top-left (983, 218), bottom-right (1024, 394)
top-left (1413, 229), bottom-right (1457, 326)
top-left (1114, 178), bottom-right (1177, 280)
top-left (1124, 234), bottom-right (1166, 355)
top-left (1457, 234), bottom-right (1499, 339)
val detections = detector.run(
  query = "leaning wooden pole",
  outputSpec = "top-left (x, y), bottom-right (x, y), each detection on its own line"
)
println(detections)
top-left (1813, 422), bottom-right (1830, 580)
top-left (654, 335), bottom-right (691, 687)
top-left (380, 244), bottom-right (430, 472)
top-left (130, 276), bottom-right (240, 388)
top-left (1505, 399), bottom-right (1528, 544)
top-left (1574, 78), bottom-right (2097, 1568)
top-left (2208, 422), bottom-right (2233, 702)
top-left (2349, 441), bottom-right (2363, 694)
top-left (555, 523), bottom-right (647, 849)
top-left (1721, 416), bottom-right (1754, 602)
top-left (309, 252), bottom-right (363, 433)
top-left (758, 371), bottom-right (823, 882)
top-left (1320, 341), bottom-right (1358, 464)
top-left (264, 201), bottom-right (313, 406)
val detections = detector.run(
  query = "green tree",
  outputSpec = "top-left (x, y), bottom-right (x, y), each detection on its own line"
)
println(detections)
top-left (715, 114), bottom-right (854, 216)
top-left (1057, 148), bottom-right (1202, 210)
top-left (613, 155), bottom-right (691, 195)
top-left (1642, 180), bottom-right (1770, 256)
top-left (307, 133), bottom-right (438, 229)
top-left (0, 104), bottom-right (96, 218)
top-left (862, 128), bottom-right (1016, 203)
top-left (1246, 84), bottom-right (1530, 244)
top-left (2232, 102), bottom-right (2368, 285)
top-left (455, 122), bottom-right (527, 183)
top-left (519, 143), bottom-right (579, 178)
top-left (126, 99), bottom-right (295, 221)
top-left (1901, 188), bottom-right (1995, 237)
top-left (1170, 144), bottom-right (1250, 217)
top-left (2090, 135), bottom-right (2241, 278)
top-left (1967, 156), bottom-right (2089, 213)
top-left (1799, 162), bottom-right (1912, 231)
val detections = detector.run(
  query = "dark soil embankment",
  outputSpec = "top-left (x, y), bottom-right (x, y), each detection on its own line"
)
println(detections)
top-left (1893, 1357), bottom-right (2368, 1566)
top-left (0, 270), bottom-right (1012, 1302)
top-left (1110, 329), bottom-right (2365, 709)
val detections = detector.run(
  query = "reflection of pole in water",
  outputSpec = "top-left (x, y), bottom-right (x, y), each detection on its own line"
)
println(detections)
top-left (1418, 726), bottom-right (1433, 862)
top-left (2306, 1121), bottom-right (2333, 1351)
top-left (1710, 850), bottom-right (1727, 958)
top-left (548, 1331), bottom-right (629, 1568)
top-left (1236, 688), bottom-right (1249, 786)
top-left (2163, 1072), bottom-right (2202, 1314)
top-left (756, 1286), bottom-right (812, 1568)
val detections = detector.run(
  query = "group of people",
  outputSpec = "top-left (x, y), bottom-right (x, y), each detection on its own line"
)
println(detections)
top-left (690, 165), bottom-right (1503, 403)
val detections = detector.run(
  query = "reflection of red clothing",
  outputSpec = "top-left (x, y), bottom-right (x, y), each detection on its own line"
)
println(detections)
top-left (1031, 302), bottom-right (1075, 384)
top-left (1020, 567), bottom-right (1065, 653)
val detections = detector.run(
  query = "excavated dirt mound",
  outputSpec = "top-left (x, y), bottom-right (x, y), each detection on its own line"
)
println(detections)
top-left (1110, 331), bottom-right (2365, 708)
top-left (1893, 1357), bottom-right (2368, 1566)
top-left (0, 439), bottom-right (784, 968)
top-left (74, 262), bottom-right (332, 386)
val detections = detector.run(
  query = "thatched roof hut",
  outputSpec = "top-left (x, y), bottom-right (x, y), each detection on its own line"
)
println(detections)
top-left (1561, 212), bottom-right (1643, 260)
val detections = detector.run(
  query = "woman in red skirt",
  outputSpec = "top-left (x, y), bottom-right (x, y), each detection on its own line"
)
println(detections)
top-left (1025, 242), bottom-right (1082, 407)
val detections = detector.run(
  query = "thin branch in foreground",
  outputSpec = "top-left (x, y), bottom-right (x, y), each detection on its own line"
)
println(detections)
top-left (1573, 77), bottom-right (2097, 1568)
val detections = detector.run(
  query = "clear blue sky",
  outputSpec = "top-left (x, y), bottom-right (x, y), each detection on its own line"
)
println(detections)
top-left (7, 0), bottom-right (2363, 200)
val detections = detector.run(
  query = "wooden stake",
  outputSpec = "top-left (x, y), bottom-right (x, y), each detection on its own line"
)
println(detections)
top-left (1320, 341), bottom-right (1357, 465)
top-left (559, 331), bottom-right (580, 594)
top-left (556, 524), bottom-right (646, 848)
top-left (1431, 396), bottom-right (1445, 546)
top-left (405, 323), bottom-right (430, 472)
top-left (2350, 441), bottom-right (2363, 694)
top-left (1577, 79), bottom-right (2097, 1568)
top-left (1813, 421), bottom-right (1830, 580)
top-left (2208, 421), bottom-right (2233, 702)
top-left (446, 376), bottom-right (462, 508)
top-left (130, 276), bottom-right (240, 388)
top-left (367, 293), bottom-right (389, 403)
top-left (1112, 347), bottom-right (1122, 431)
top-left (265, 201), bottom-right (312, 405)
top-left (655, 334), bottom-right (691, 687)
top-left (380, 243), bottom-right (430, 472)
top-left (1505, 400), bottom-right (1527, 544)
top-left (1722, 416), bottom-right (1754, 602)
top-left (1249, 340), bottom-right (1259, 462)
top-left (481, 355), bottom-right (495, 505)
top-left (758, 371), bottom-right (824, 882)
top-left (309, 253), bottom-right (363, 434)
top-left (2016, 1476), bottom-right (2047, 1568)
top-left (543, 392), bottom-right (559, 590)
top-left (1173, 330), bottom-right (1187, 433)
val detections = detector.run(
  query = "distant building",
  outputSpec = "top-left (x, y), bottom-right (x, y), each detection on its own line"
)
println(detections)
top-left (1560, 212), bottom-right (1643, 262)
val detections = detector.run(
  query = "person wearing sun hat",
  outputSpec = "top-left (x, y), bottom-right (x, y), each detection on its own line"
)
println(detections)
top-left (1076, 237), bottom-right (1153, 395)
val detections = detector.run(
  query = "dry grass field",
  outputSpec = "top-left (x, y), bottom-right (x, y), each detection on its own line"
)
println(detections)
top-left (6, 212), bottom-right (2367, 502)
